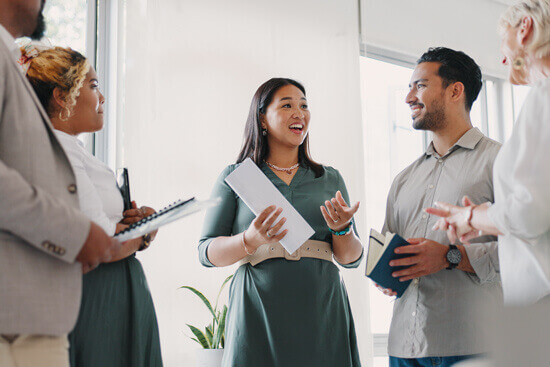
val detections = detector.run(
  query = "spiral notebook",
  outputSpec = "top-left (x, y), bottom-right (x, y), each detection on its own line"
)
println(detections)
top-left (114, 197), bottom-right (221, 242)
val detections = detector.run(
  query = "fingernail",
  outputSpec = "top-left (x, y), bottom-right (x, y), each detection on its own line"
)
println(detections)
top-left (392, 272), bottom-right (397, 277)
top-left (389, 261), bottom-right (394, 266)
top-left (394, 248), bottom-right (400, 253)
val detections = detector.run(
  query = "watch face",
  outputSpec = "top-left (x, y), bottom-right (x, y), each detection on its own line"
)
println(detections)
top-left (447, 248), bottom-right (462, 265)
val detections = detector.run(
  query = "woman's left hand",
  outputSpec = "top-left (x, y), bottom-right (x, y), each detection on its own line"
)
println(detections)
top-left (426, 196), bottom-right (478, 243)
top-left (121, 201), bottom-right (158, 240)
top-left (121, 201), bottom-right (155, 224)
top-left (320, 191), bottom-right (360, 232)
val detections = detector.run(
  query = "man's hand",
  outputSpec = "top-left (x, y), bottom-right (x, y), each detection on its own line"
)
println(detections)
top-left (76, 221), bottom-right (121, 273)
top-left (389, 238), bottom-right (449, 282)
top-left (374, 282), bottom-right (397, 297)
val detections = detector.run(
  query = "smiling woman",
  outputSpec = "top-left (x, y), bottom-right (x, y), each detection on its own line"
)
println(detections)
top-left (198, 78), bottom-right (364, 367)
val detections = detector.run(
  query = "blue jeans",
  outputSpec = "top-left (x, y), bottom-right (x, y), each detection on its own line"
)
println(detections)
top-left (389, 355), bottom-right (479, 367)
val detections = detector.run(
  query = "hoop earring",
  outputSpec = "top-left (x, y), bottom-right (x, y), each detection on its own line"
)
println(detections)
top-left (59, 107), bottom-right (71, 121)
top-left (262, 128), bottom-right (267, 136)
top-left (513, 57), bottom-right (525, 70)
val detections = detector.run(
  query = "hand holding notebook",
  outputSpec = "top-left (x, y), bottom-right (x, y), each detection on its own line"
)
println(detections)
top-left (365, 229), bottom-right (414, 298)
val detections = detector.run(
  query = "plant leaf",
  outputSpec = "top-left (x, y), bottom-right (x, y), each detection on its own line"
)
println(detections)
top-left (214, 275), bottom-right (234, 314)
top-left (213, 305), bottom-right (228, 348)
top-left (180, 286), bottom-right (216, 319)
top-left (187, 324), bottom-right (210, 349)
top-left (205, 325), bottom-right (214, 347)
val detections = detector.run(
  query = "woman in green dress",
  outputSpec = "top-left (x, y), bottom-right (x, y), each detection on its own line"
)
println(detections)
top-left (21, 44), bottom-right (163, 367)
top-left (199, 78), bottom-right (364, 367)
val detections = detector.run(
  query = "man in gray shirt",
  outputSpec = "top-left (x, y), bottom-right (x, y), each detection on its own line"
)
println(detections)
top-left (379, 47), bottom-right (502, 367)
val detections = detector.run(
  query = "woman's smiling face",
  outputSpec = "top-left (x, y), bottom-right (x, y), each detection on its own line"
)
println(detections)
top-left (262, 84), bottom-right (310, 150)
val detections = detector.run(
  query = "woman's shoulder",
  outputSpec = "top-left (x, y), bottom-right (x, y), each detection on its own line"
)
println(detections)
top-left (317, 165), bottom-right (342, 181)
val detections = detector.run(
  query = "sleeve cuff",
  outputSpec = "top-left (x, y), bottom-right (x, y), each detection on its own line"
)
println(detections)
top-left (463, 242), bottom-right (500, 284)
top-left (198, 238), bottom-right (216, 268)
top-left (487, 202), bottom-right (510, 237)
top-left (336, 247), bottom-right (364, 269)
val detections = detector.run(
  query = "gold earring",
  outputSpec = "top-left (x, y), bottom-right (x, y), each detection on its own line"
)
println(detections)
top-left (59, 107), bottom-right (71, 121)
top-left (512, 57), bottom-right (525, 70)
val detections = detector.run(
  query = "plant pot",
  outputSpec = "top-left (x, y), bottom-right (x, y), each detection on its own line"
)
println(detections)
top-left (195, 348), bottom-right (224, 367)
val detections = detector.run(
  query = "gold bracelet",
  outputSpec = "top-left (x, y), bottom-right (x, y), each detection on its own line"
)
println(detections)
top-left (138, 233), bottom-right (152, 251)
top-left (241, 230), bottom-right (255, 255)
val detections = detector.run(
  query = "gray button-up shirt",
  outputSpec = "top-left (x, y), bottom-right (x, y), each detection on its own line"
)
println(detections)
top-left (383, 128), bottom-right (503, 358)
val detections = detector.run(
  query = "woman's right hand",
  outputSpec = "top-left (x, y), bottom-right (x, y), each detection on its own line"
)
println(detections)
top-left (243, 205), bottom-right (288, 252)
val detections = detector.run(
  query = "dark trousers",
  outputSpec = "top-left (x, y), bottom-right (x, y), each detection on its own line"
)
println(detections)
top-left (389, 355), bottom-right (479, 367)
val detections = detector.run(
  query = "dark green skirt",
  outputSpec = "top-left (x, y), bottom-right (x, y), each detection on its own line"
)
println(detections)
top-left (222, 258), bottom-right (361, 367)
top-left (69, 255), bottom-right (162, 367)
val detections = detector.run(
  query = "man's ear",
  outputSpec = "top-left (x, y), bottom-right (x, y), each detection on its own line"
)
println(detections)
top-left (52, 87), bottom-right (67, 110)
top-left (449, 81), bottom-right (465, 105)
top-left (519, 16), bottom-right (534, 46)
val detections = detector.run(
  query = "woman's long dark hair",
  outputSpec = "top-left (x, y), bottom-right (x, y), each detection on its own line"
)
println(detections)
top-left (236, 78), bottom-right (324, 177)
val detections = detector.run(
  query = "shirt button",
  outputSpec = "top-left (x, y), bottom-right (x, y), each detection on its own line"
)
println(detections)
top-left (438, 159), bottom-right (443, 163)
top-left (412, 311), bottom-right (416, 316)
top-left (68, 184), bottom-right (77, 194)
top-left (428, 184), bottom-right (434, 189)
top-left (422, 214), bottom-right (427, 219)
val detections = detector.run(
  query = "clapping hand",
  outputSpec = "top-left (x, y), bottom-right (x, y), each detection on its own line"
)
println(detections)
top-left (320, 191), bottom-right (360, 231)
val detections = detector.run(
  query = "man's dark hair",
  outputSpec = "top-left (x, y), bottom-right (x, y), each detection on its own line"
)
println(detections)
top-left (417, 47), bottom-right (482, 111)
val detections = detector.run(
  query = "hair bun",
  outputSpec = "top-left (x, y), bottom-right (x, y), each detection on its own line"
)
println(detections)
top-left (17, 39), bottom-right (52, 74)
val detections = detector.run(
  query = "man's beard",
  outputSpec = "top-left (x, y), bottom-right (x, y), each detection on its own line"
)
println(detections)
top-left (412, 100), bottom-right (446, 131)
top-left (29, 2), bottom-right (46, 40)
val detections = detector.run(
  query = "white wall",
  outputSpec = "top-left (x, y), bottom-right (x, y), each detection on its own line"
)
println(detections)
top-left (360, 0), bottom-right (510, 78)
top-left (118, 0), bottom-right (372, 365)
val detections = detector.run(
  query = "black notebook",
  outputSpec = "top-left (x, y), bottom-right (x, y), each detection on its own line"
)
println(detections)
top-left (116, 168), bottom-right (132, 211)
top-left (365, 229), bottom-right (413, 298)
top-left (114, 197), bottom-right (220, 242)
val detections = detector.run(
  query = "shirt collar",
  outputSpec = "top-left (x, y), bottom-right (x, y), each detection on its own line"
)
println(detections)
top-left (425, 127), bottom-right (484, 157)
top-left (0, 23), bottom-right (21, 61)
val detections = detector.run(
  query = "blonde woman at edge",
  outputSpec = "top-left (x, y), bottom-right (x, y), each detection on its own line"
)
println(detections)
top-left (427, 0), bottom-right (550, 305)
top-left (20, 45), bottom-right (163, 367)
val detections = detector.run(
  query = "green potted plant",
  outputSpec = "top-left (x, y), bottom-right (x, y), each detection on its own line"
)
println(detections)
top-left (180, 275), bottom-right (233, 367)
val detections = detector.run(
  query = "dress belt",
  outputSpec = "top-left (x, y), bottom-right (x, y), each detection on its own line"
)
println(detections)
top-left (238, 240), bottom-right (333, 267)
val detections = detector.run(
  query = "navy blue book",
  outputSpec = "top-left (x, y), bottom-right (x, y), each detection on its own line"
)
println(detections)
top-left (365, 229), bottom-right (413, 298)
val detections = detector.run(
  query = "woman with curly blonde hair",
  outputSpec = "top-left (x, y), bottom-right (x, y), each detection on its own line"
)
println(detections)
top-left (20, 44), bottom-right (163, 367)
top-left (428, 0), bottom-right (550, 306)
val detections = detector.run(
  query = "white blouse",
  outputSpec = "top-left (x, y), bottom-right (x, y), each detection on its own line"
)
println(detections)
top-left (55, 131), bottom-right (123, 236)
top-left (488, 76), bottom-right (550, 305)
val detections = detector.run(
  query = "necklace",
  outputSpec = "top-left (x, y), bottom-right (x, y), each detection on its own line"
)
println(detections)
top-left (264, 160), bottom-right (299, 175)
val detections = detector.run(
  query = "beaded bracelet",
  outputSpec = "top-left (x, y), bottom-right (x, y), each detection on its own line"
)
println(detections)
top-left (329, 220), bottom-right (353, 236)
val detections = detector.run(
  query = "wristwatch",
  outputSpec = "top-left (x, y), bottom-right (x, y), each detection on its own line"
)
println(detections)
top-left (446, 244), bottom-right (462, 270)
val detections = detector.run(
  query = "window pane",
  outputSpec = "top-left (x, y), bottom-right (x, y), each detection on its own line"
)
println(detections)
top-left (470, 90), bottom-right (484, 133)
top-left (512, 85), bottom-right (531, 119)
top-left (360, 57), bottom-right (424, 335)
top-left (43, 0), bottom-right (88, 54)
